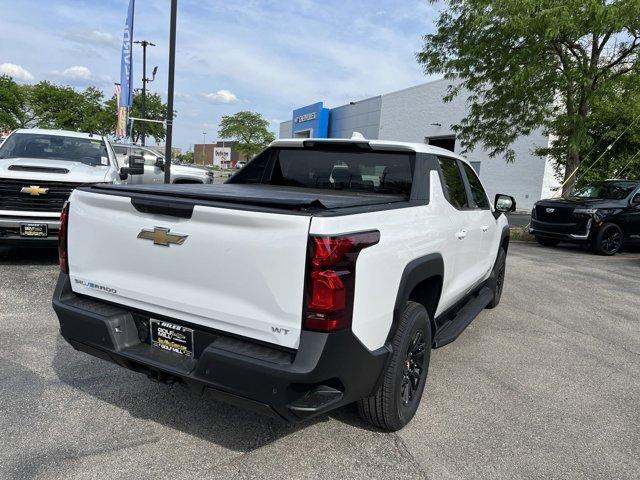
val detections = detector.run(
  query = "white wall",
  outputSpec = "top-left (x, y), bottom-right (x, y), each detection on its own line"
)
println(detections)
top-left (378, 79), bottom-right (550, 211)
top-left (279, 120), bottom-right (293, 139)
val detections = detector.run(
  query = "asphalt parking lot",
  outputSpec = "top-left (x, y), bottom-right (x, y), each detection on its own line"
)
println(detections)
top-left (1, 242), bottom-right (638, 480)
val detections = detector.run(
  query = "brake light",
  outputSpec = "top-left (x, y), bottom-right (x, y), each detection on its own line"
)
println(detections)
top-left (59, 202), bottom-right (70, 274)
top-left (303, 231), bottom-right (380, 332)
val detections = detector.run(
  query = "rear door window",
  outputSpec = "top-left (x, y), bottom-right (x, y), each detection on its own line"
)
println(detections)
top-left (460, 162), bottom-right (490, 209)
top-left (437, 157), bottom-right (468, 209)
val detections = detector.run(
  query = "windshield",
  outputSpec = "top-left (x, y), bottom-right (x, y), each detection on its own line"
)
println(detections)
top-left (569, 183), bottom-right (636, 201)
top-left (0, 133), bottom-right (109, 166)
top-left (229, 147), bottom-right (414, 197)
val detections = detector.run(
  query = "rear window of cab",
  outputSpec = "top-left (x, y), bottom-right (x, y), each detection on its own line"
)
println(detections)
top-left (229, 147), bottom-right (414, 198)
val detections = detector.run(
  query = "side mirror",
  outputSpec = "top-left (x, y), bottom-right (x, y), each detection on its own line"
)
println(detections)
top-left (119, 155), bottom-right (145, 180)
top-left (495, 194), bottom-right (516, 213)
top-left (631, 193), bottom-right (640, 205)
top-left (154, 157), bottom-right (165, 170)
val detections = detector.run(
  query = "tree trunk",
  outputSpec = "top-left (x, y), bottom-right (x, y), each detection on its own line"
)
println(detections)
top-left (562, 89), bottom-right (590, 195)
top-left (562, 148), bottom-right (580, 195)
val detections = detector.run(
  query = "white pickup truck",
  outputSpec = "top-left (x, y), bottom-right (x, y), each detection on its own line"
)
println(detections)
top-left (53, 138), bottom-right (515, 431)
top-left (0, 129), bottom-right (123, 245)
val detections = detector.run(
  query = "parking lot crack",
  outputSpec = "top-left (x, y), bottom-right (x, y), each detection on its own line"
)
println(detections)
top-left (393, 432), bottom-right (430, 479)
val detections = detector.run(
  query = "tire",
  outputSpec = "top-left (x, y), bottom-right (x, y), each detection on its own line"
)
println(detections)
top-left (592, 223), bottom-right (623, 256)
top-left (535, 236), bottom-right (560, 247)
top-left (357, 301), bottom-right (431, 431)
top-left (486, 247), bottom-right (506, 309)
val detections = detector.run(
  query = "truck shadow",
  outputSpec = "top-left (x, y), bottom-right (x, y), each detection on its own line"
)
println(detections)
top-left (51, 336), bottom-right (344, 452)
top-left (0, 246), bottom-right (58, 265)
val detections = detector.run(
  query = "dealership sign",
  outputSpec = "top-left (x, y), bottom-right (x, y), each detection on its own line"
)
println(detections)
top-left (294, 112), bottom-right (318, 123)
top-left (291, 102), bottom-right (330, 138)
top-left (213, 147), bottom-right (232, 167)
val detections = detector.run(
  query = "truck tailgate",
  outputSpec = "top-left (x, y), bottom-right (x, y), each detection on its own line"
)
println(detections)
top-left (67, 189), bottom-right (311, 349)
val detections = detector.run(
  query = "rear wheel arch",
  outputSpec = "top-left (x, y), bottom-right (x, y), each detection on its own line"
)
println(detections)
top-left (388, 254), bottom-right (444, 345)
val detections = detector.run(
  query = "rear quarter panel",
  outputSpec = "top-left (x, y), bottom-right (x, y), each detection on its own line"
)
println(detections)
top-left (310, 171), bottom-right (456, 350)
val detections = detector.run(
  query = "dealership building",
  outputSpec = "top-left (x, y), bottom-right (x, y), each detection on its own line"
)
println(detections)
top-left (279, 78), bottom-right (559, 211)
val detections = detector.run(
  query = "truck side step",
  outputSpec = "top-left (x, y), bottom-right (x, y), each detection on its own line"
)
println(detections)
top-left (433, 287), bottom-right (493, 348)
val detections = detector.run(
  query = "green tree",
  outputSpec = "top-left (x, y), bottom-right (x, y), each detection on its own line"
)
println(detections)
top-left (0, 75), bottom-right (168, 139)
top-left (177, 150), bottom-right (194, 163)
top-left (0, 75), bottom-right (31, 129)
top-left (578, 73), bottom-right (640, 182)
top-left (418, 0), bottom-right (640, 192)
top-left (27, 81), bottom-right (110, 134)
top-left (218, 111), bottom-right (275, 159)
top-left (105, 91), bottom-right (167, 142)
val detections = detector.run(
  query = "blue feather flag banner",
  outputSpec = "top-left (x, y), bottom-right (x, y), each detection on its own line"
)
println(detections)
top-left (119, 0), bottom-right (135, 108)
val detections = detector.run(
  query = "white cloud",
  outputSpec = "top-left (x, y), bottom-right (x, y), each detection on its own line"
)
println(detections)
top-left (63, 30), bottom-right (119, 48)
top-left (203, 89), bottom-right (239, 104)
top-left (61, 66), bottom-right (92, 80)
top-left (0, 63), bottom-right (34, 81)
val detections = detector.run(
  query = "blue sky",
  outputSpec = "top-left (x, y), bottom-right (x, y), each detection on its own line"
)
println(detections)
top-left (0, 0), bottom-right (442, 150)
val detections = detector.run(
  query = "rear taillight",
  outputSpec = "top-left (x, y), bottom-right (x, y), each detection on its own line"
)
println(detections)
top-left (59, 202), bottom-right (70, 274)
top-left (303, 231), bottom-right (380, 332)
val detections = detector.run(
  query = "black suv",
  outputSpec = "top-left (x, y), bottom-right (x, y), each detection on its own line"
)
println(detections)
top-left (530, 180), bottom-right (640, 255)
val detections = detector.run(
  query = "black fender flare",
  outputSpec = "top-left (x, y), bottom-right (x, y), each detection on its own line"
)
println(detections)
top-left (486, 225), bottom-right (511, 293)
top-left (386, 253), bottom-right (444, 344)
top-left (499, 225), bottom-right (510, 253)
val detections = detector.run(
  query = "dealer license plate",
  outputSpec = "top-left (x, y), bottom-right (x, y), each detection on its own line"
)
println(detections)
top-left (150, 320), bottom-right (194, 357)
top-left (20, 224), bottom-right (48, 237)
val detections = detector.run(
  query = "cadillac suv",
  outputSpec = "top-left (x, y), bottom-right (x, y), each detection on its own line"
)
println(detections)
top-left (530, 180), bottom-right (640, 255)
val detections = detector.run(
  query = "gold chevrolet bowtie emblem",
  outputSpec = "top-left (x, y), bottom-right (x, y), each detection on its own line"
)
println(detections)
top-left (21, 185), bottom-right (49, 196)
top-left (137, 227), bottom-right (188, 247)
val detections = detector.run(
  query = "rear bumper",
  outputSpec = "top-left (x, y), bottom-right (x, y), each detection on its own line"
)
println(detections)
top-left (0, 216), bottom-right (60, 245)
top-left (529, 218), bottom-right (593, 241)
top-left (52, 273), bottom-right (389, 422)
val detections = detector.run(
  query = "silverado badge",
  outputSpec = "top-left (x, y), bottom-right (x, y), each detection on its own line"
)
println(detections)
top-left (21, 185), bottom-right (49, 196)
top-left (546, 208), bottom-right (555, 213)
top-left (137, 227), bottom-right (188, 247)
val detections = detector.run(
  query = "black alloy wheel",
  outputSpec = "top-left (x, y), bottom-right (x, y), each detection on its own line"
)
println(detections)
top-left (594, 223), bottom-right (623, 256)
top-left (357, 301), bottom-right (432, 431)
top-left (401, 330), bottom-right (427, 405)
top-left (487, 247), bottom-right (506, 309)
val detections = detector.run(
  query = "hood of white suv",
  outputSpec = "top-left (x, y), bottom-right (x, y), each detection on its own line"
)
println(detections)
top-left (0, 157), bottom-right (112, 184)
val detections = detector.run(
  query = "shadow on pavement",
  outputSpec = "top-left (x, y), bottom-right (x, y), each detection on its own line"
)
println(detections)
top-left (0, 246), bottom-right (59, 265)
top-left (50, 335), bottom-right (339, 453)
top-left (527, 240), bottom-right (640, 256)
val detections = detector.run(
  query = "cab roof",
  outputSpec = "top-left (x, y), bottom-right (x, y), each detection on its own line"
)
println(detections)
top-left (271, 137), bottom-right (468, 162)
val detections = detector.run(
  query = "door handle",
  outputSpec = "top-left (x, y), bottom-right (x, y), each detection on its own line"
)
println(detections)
top-left (456, 229), bottom-right (467, 240)
top-left (482, 225), bottom-right (489, 232)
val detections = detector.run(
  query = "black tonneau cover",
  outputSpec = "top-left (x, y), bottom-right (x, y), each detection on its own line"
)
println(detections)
top-left (90, 183), bottom-right (407, 211)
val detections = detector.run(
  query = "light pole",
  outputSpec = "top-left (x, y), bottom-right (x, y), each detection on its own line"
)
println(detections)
top-left (164, 0), bottom-right (177, 184)
top-left (202, 131), bottom-right (207, 145)
top-left (134, 40), bottom-right (157, 146)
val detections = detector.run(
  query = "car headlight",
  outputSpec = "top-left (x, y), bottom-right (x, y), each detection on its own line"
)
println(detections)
top-left (531, 207), bottom-right (537, 220)
top-left (573, 208), bottom-right (598, 214)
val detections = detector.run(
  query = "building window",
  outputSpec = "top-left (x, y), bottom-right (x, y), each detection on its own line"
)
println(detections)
top-left (470, 161), bottom-right (481, 174)
top-left (426, 135), bottom-right (456, 152)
